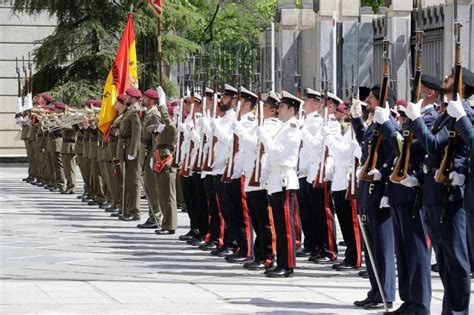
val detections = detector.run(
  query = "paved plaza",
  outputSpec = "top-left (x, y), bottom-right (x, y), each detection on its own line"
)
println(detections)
top-left (0, 165), bottom-right (470, 314)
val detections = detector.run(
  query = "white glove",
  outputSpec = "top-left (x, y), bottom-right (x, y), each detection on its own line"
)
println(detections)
top-left (149, 157), bottom-right (154, 169)
top-left (399, 175), bottom-right (419, 188)
top-left (350, 139), bottom-right (359, 152)
top-left (380, 196), bottom-right (390, 208)
top-left (154, 123), bottom-right (165, 134)
top-left (368, 169), bottom-right (382, 181)
top-left (446, 95), bottom-right (466, 121)
top-left (449, 171), bottom-right (465, 186)
top-left (127, 155), bottom-right (136, 161)
top-left (323, 172), bottom-right (333, 182)
top-left (321, 126), bottom-right (332, 137)
top-left (157, 86), bottom-right (166, 106)
top-left (210, 118), bottom-right (217, 130)
top-left (374, 106), bottom-right (390, 124)
top-left (406, 99), bottom-right (423, 121)
top-left (350, 99), bottom-right (362, 118)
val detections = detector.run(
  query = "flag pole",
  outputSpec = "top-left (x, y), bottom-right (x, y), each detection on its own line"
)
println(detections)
top-left (157, 16), bottom-right (164, 86)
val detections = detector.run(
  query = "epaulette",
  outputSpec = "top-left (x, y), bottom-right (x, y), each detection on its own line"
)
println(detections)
top-left (290, 123), bottom-right (297, 128)
top-left (270, 118), bottom-right (278, 122)
top-left (247, 116), bottom-right (255, 121)
top-left (330, 117), bottom-right (337, 121)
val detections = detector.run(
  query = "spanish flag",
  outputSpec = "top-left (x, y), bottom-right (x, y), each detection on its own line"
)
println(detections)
top-left (98, 13), bottom-right (138, 134)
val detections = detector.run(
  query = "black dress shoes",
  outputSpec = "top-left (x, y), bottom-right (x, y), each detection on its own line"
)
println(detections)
top-left (226, 253), bottom-right (253, 264)
top-left (191, 239), bottom-right (206, 247)
top-left (313, 256), bottom-right (334, 264)
top-left (105, 207), bottom-right (119, 213)
top-left (337, 264), bottom-right (360, 271)
top-left (179, 230), bottom-right (198, 241)
top-left (49, 188), bottom-right (60, 192)
top-left (308, 252), bottom-right (323, 262)
top-left (244, 261), bottom-right (266, 270)
top-left (216, 248), bottom-right (235, 257)
top-left (111, 212), bottom-right (123, 217)
top-left (358, 270), bottom-right (369, 278)
top-left (383, 302), bottom-right (408, 315)
top-left (77, 194), bottom-right (86, 199)
top-left (155, 229), bottom-right (175, 235)
top-left (331, 262), bottom-right (344, 269)
top-left (137, 218), bottom-right (159, 229)
top-left (364, 301), bottom-right (392, 310)
top-left (266, 267), bottom-right (293, 278)
top-left (88, 200), bottom-right (99, 206)
top-left (119, 214), bottom-right (140, 221)
top-left (354, 297), bottom-right (373, 307)
top-left (296, 248), bottom-right (312, 257)
top-left (99, 203), bottom-right (111, 209)
top-left (199, 243), bottom-right (218, 251)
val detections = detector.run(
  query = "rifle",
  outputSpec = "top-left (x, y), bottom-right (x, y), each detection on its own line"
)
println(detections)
top-left (193, 52), bottom-right (207, 172)
top-left (249, 48), bottom-right (263, 187)
top-left (313, 57), bottom-right (329, 188)
top-left (180, 56), bottom-right (196, 177)
top-left (27, 53), bottom-right (33, 94)
top-left (359, 37), bottom-right (391, 181)
top-left (435, 0), bottom-right (462, 185)
top-left (202, 43), bottom-right (217, 172)
top-left (221, 46), bottom-right (241, 183)
top-left (391, 2), bottom-right (423, 182)
top-left (171, 60), bottom-right (185, 168)
top-left (16, 58), bottom-right (22, 104)
top-left (346, 64), bottom-right (360, 200)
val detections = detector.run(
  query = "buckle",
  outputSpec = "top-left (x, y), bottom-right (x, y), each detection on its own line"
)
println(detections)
top-left (448, 131), bottom-right (456, 138)
top-left (373, 130), bottom-right (379, 136)
top-left (368, 183), bottom-right (375, 194)
top-left (422, 165), bottom-right (429, 174)
top-left (402, 130), bottom-right (410, 136)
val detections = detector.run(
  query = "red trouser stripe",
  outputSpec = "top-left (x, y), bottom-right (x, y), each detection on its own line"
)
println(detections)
top-left (265, 205), bottom-right (277, 267)
top-left (324, 182), bottom-right (335, 260)
top-left (240, 176), bottom-right (252, 257)
top-left (293, 197), bottom-right (301, 249)
top-left (215, 192), bottom-right (225, 248)
top-left (283, 190), bottom-right (294, 268)
top-left (351, 199), bottom-right (362, 267)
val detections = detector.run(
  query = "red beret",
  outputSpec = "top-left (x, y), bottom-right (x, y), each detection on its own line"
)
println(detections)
top-left (396, 99), bottom-right (408, 108)
top-left (92, 100), bottom-right (102, 108)
top-left (117, 94), bottom-right (126, 103)
top-left (126, 87), bottom-right (142, 98)
top-left (41, 93), bottom-right (53, 103)
top-left (84, 99), bottom-right (94, 107)
top-left (144, 89), bottom-right (159, 100)
top-left (54, 102), bottom-right (66, 109)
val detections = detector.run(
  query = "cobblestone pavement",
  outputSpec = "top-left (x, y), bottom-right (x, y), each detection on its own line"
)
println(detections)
top-left (0, 166), bottom-right (467, 314)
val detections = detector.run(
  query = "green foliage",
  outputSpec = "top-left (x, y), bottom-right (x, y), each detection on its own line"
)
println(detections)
top-left (361, 0), bottom-right (386, 13)
top-left (3, 0), bottom-right (277, 103)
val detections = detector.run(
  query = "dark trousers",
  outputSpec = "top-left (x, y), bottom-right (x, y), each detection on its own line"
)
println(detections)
top-left (269, 190), bottom-right (296, 269)
top-left (247, 189), bottom-right (275, 264)
top-left (297, 177), bottom-right (313, 251)
top-left (391, 204), bottom-right (431, 314)
top-left (332, 190), bottom-right (362, 267)
top-left (305, 181), bottom-right (337, 258)
top-left (182, 175), bottom-right (198, 232)
top-left (192, 173), bottom-right (209, 239)
top-left (466, 207), bottom-right (474, 270)
top-left (424, 202), bottom-right (471, 314)
top-left (362, 204), bottom-right (396, 303)
top-left (214, 176), bottom-right (237, 250)
top-left (225, 177), bottom-right (253, 257)
top-left (203, 175), bottom-right (223, 246)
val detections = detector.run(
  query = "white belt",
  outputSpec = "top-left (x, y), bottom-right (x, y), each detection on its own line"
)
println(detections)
top-left (269, 165), bottom-right (294, 173)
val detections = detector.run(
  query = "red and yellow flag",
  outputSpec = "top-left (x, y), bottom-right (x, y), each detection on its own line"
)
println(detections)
top-left (148, 0), bottom-right (163, 17)
top-left (98, 13), bottom-right (138, 134)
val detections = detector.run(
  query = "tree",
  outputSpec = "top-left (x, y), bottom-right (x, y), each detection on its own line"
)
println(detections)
top-left (3, 0), bottom-right (277, 104)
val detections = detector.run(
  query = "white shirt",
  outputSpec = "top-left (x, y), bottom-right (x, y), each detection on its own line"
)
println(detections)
top-left (235, 116), bottom-right (281, 192)
top-left (232, 112), bottom-right (257, 179)
top-left (259, 116), bottom-right (301, 195)
top-left (211, 109), bottom-right (235, 175)
top-left (325, 126), bottom-right (361, 192)
top-left (299, 111), bottom-right (322, 178)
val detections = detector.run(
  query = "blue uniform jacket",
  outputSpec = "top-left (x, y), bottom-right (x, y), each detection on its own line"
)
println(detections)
top-left (409, 104), bottom-right (470, 207)
top-left (453, 105), bottom-right (474, 209)
top-left (352, 116), bottom-right (397, 210)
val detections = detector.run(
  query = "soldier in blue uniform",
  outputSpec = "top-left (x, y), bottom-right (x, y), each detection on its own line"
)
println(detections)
top-left (375, 75), bottom-right (441, 315)
top-left (405, 70), bottom-right (471, 315)
top-left (351, 85), bottom-right (396, 310)
top-left (446, 67), bottom-right (474, 279)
